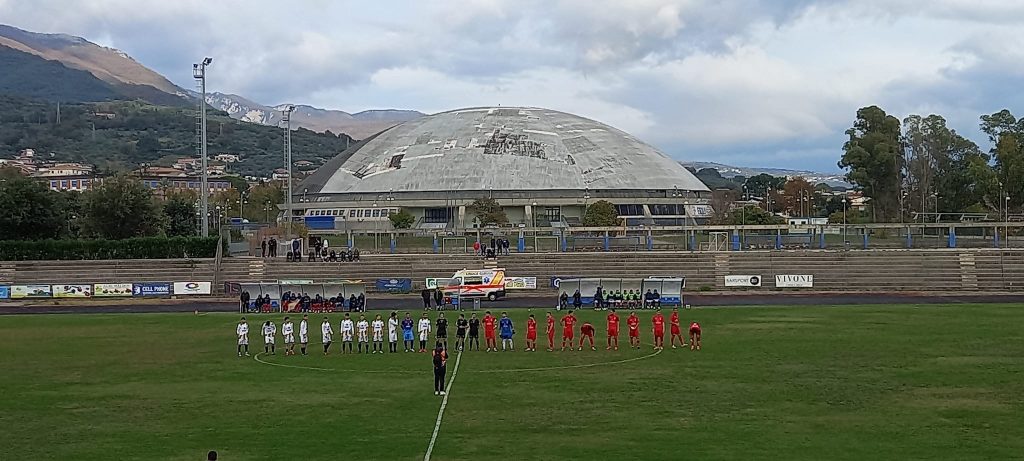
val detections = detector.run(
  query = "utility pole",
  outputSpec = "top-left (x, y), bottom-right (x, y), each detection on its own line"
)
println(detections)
top-left (193, 57), bottom-right (213, 237)
top-left (282, 105), bottom-right (296, 237)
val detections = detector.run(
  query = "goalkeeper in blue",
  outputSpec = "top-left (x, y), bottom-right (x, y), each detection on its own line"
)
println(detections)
top-left (499, 311), bottom-right (515, 351)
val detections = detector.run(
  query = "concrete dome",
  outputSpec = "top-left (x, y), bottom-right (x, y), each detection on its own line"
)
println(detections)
top-left (300, 106), bottom-right (709, 196)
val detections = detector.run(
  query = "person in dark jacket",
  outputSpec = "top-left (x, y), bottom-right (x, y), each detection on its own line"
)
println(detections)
top-left (559, 292), bottom-right (569, 309)
top-left (421, 289), bottom-right (432, 309)
top-left (434, 289), bottom-right (444, 310)
top-left (260, 238), bottom-right (267, 258)
top-left (240, 291), bottom-right (250, 313)
top-left (432, 342), bottom-right (448, 396)
top-left (573, 289), bottom-right (582, 309)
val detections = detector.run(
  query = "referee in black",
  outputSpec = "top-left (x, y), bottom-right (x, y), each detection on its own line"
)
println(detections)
top-left (432, 342), bottom-right (448, 396)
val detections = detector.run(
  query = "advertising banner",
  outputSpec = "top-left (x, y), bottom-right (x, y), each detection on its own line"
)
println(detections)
top-left (278, 279), bottom-right (314, 285)
top-left (425, 278), bottom-right (440, 289)
top-left (375, 278), bottom-right (412, 293)
top-left (174, 282), bottom-right (212, 295)
top-left (93, 283), bottom-right (133, 297)
top-left (504, 277), bottom-right (538, 289)
top-left (11, 285), bottom-right (53, 298)
top-left (775, 274), bottom-right (814, 288)
top-left (52, 284), bottom-right (93, 298)
top-left (724, 275), bottom-right (761, 287)
top-left (550, 277), bottom-right (578, 288)
top-left (133, 282), bottom-right (172, 297)
top-left (0, 286), bottom-right (9, 299)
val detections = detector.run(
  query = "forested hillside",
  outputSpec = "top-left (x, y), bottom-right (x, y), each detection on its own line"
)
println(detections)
top-left (0, 95), bottom-right (354, 176)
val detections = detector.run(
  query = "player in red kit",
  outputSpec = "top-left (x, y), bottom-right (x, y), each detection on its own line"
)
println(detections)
top-left (546, 312), bottom-right (556, 351)
top-left (578, 321), bottom-right (596, 351)
top-left (626, 311), bottom-right (641, 349)
top-left (652, 310), bottom-right (666, 350)
top-left (483, 311), bottom-right (497, 352)
top-left (605, 308), bottom-right (620, 350)
top-left (525, 314), bottom-right (538, 352)
top-left (669, 307), bottom-right (685, 348)
top-left (560, 311), bottom-right (577, 351)
top-left (689, 321), bottom-right (702, 351)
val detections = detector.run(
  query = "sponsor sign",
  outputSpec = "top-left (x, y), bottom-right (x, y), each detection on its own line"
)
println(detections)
top-left (504, 277), bottom-right (537, 289)
top-left (375, 278), bottom-right (412, 293)
top-left (11, 284), bottom-right (53, 298)
top-left (133, 282), bottom-right (172, 297)
top-left (724, 275), bottom-right (761, 287)
top-left (0, 286), bottom-right (9, 299)
top-left (52, 284), bottom-right (93, 298)
top-left (550, 277), bottom-right (578, 288)
top-left (686, 204), bottom-right (715, 218)
top-left (93, 283), bottom-right (133, 297)
top-left (775, 274), bottom-right (814, 288)
top-left (278, 279), bottom-right (314, 285)
top-left (174, 281), bottom-right (212, 295)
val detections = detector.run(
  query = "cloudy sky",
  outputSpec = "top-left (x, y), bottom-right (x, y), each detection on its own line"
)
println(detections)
top-left (2, 0), bottom-right (1023, 172)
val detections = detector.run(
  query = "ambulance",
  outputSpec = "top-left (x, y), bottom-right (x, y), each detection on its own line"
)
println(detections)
top-left (443, 268), bottom-right (507, 301)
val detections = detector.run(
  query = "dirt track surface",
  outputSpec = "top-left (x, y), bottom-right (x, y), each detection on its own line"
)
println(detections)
top-left (2, 292), bottom-right (1022, 315)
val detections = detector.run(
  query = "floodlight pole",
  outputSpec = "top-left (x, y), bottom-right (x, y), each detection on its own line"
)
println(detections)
top-left (193, 57), bottom-right (213, 237)
top-left (283, 105), bottom-right (296, 237)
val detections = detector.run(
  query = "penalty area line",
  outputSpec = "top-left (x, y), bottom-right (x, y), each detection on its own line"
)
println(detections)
top-left (424, 349), bottom-right (463, 461)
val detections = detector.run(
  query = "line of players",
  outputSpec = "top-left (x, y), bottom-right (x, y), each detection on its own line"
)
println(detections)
top-left (234, 308), bottom-right (702, 357)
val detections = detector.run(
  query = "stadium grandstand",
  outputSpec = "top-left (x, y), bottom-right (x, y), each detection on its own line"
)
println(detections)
top-left (295, 107), bottom-right (712, 231)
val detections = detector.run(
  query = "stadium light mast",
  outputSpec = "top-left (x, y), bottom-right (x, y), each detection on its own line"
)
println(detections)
top-left (282, 105), bottom-right (296, 237)
top-left (193, 57), bottom-right (213, 237)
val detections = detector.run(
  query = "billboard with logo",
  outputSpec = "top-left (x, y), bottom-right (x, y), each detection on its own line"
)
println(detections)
top-left (0, 286), bottom-right (10, 299)
top-left (775, 274), bottom-right (814, 288)
top-left (503, 277), bottom-right (537, 289)
top-left (724, 275), bottom-right (762, 287)
top-left (133, 282), bottom-right (172, 297)
top-left (174, 282), bottom-right (212, 295)
top-left (52, 284), bottom-right (93, 298)
top-left (93, 283), bottom-right (134, 297)
top-left (11, 285), bottom-right (53, 298)
top-left (375, 278), bottom-right (412, 293)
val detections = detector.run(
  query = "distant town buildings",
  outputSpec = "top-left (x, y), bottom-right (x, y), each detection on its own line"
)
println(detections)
top-left (1, 150), bottom-right (244, 197)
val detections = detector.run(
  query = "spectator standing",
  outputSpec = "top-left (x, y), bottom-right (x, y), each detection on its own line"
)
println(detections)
top-left (260, 238), bottom-right (267, 258)
top-left (291, 238), bottom-right (301, 258)
top-left (421, 289), bottom-right (432, 309)
top-left (434, 289), bottom-right (444, 310)
top-left (240, 291), bottom-right (250, 313)
top-left (269, 237), bottom-right (278, 257)
top-left (473, 240), bottom-right (481, 256)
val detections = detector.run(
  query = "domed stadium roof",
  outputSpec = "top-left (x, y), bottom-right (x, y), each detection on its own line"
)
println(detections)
top-left (300, 107), bottom-right (709, 195)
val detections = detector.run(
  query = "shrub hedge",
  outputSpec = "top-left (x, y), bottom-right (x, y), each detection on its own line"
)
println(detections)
top-left (0, 237), bottom-right (222, 261)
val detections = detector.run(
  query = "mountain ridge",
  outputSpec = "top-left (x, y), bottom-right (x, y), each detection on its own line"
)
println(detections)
top-left (0, 23), bottom-right (423, 138)
top-left (682, 161), bottom-right (851, 188)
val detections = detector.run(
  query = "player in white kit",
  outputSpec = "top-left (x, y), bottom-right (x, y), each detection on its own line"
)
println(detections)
top-left (418, 312), bottom-right (432, 353)
top-left (387, 311), bottom-right (400, 353)
top-left (262, 320), bottom-right (277, 355)
top-left (371, 314), bottom-right (385, 354)
top-left (236, 317), bottom-right (250, 357)
top-left (340, 313), bottom-right (355, 353)
top-left (282, 316), bottom-right (295, 356)
top-left (356, 315), bottom-right (370, 354)
top-left (299, 314), bottom-right (310, 356)
top-left (321, 317), bottom-right (333, 355)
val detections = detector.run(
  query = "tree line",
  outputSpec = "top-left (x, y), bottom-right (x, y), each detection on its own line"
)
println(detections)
top-left (839, 106), bottom-right (1019, 222)
top-left (0, 168), bottom-right (284, 241)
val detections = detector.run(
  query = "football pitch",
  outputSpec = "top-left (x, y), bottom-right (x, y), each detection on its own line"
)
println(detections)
top-left (2, 304), bottom-right (1023, 461)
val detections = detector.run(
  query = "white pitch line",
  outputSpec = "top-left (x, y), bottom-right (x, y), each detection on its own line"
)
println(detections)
top-left (424, 349), bottom-right (463, 461)
top-left (471, 347), bottom-right (662, 373)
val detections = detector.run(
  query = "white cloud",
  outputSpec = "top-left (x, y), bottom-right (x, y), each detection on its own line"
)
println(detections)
top-left (0, 0), bottom-right (1020, 171)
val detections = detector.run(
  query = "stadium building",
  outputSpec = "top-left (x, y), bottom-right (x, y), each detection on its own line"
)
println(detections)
top-left (295, 107), bottom-right (711, 231)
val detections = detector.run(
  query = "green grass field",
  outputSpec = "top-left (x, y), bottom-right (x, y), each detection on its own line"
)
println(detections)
top-left (2, 304), bottom-right (1023, 460)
